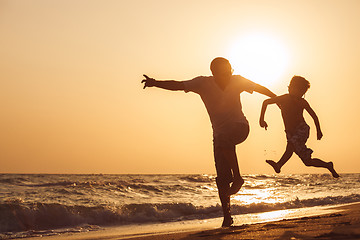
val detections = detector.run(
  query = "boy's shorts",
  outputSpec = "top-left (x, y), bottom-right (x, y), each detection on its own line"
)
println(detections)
top-left (286, 122), bottom-right (313, 161)
top-left (213, 123), bottom-right (249, 186)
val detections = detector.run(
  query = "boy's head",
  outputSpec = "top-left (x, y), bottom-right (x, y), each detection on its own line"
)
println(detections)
top-left (210, 57), bottom-right (233, 79)
top-left (288, 75), bottom-right (310, 97)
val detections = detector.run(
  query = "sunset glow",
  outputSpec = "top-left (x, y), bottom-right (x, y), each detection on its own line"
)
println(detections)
top-left (1, 1), bottom-right (359, 174)
top-left (228, 32), bottom-right (289, 87)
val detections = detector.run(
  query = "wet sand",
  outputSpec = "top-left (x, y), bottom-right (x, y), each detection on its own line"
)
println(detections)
top-left (125, 203), bottom-right (360, 240)
top-left (35, 203), bottom-right (360, 240)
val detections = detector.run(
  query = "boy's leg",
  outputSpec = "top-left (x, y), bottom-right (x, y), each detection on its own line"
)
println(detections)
top-left (292, 137), bottom-right (340, 178)
top-left (302, 158), bottom-right (340, 178)
top-left (327, 161), bottom-right (340, 178)
top-left (287, 123), bottom-right (337, 177)
top-left (277, 143), bottom-right (294, 169)
top-left (289, 126), bottom-right (340, 178)
top-left (266, 143), bottom-right (294, 173)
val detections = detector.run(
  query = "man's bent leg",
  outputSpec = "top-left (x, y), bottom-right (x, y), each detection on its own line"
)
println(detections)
top-left (222, 147), bottom-right (244, 196)
top-left (225, 123), bottom-right (249, 195)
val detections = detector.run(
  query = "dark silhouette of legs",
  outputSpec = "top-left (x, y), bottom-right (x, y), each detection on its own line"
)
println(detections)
top-left (216, 178), bottom-right (233, 227)
top-left (266, 143), bottom-right (294, 173)
top-left (302, 158), bottom-right (339, 178)
top-left (213, 123), bottom-right (249, 227)
top-left (222, 148), bottom-right (244, 195)
top-left (328, 162), bottom-right (340, 178)
top-left (215, 147), bottom-right (245, 227)
top-left (214, 145), bottom-right (234, 227)
top-left (266, 142), bottom-right (340, 178)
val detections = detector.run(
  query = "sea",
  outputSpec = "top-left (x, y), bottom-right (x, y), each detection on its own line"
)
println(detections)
top-left (1, 173), bottom-right (360, 239)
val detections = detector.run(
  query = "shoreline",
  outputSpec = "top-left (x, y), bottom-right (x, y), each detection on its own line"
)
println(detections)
top-left (127, 202), bottom-right (360, 240)
top-left (30, 202), bottom-right (360, 240)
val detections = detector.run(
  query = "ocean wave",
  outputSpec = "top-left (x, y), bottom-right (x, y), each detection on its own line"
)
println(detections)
top-left (179, 175), bottom-right (214, 183)
top-left (0, 202), bottom-right (120, 233)
top-left (0, 176), bottom-right (31, 185)
top-left (231, 194), bottom-right (360, 215)
top-left (0, 201), bottom-right (220, 233)
top-left (16, 179), bottom-right (198, 193)
top-left (2, 194), bottom-right (360, 234)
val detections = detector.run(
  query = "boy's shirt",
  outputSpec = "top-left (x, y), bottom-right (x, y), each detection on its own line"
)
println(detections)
top-left (183, 75), bottom-right (255, 136)
top-left (276, 94), bottom-right (308, 134)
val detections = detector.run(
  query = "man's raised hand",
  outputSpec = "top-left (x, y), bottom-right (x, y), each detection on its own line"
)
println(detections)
top-left (141, 74), bottom-right (156, 89)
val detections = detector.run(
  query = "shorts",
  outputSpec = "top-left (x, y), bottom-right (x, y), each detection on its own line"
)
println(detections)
top-left (286, 122), bottom-right (313, 162)
top-left (213, 123), bottom-right (249, 185)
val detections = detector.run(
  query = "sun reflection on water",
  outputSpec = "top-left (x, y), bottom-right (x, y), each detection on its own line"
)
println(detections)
top-left (232, 188), bottom-right (284, 205)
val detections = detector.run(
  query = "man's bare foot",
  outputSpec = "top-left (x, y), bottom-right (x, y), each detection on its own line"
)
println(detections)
top-left (266, 160), bottom-right (280, 173)
top-left (328, 162), bottom-right (339, 178)
top-left (221, 217), bottom-right (234, 227)
top-left (228, 177), bottom-right (244, 196)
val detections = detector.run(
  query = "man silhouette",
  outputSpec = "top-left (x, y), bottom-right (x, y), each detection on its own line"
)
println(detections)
top-left (142, 57), bottom-right (276, 226)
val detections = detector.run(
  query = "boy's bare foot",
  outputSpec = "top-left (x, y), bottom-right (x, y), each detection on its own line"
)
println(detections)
top-left (266, 160), bottom-right (280, 173)
top-left (221, 217), bottom-right (234, 227)
top-left (228, 177), bottom-right (244, 196)
top-left (328, 162), bottom-right (339, 178)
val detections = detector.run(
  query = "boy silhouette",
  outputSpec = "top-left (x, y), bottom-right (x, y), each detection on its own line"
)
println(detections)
top-left (259, 76), bottom-right (339, 178)
top-left (142, 57), bottom-right (276, 227)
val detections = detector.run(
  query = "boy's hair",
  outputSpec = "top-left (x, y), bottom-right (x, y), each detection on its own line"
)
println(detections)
top-left (290, 75), bottom-right (310, 95)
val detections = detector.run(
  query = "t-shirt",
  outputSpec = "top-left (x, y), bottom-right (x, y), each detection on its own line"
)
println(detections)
top-left (183, 75), bottom-right (256, 136)
top-left (275, 94), bottom-right (308, 134)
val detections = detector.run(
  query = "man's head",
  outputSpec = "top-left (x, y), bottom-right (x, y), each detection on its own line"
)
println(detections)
top-left (288, 75), bottom-right (310, 97)
top-left (210, 57), bottom-right (233, 79)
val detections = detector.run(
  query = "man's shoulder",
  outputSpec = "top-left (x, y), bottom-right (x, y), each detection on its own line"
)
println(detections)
top-left (198, 75), bottom-right (212, 79)
top-left (183, 76), bottom-right (212, 93)
top-left (190, 75), bottom-right (212, 82)
top-left (231, 75), bottom-right (255, 87)
top-left (232, 75), bottom-right (248, 81)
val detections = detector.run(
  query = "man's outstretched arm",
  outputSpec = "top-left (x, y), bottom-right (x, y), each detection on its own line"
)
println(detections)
top-left (141, 74), bottom-right (185, 91)
top-left (253, 83), bottom-right (276, 98)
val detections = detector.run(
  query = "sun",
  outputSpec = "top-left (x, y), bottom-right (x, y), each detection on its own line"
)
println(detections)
top-left (227, 32), bottom-right (289, 87)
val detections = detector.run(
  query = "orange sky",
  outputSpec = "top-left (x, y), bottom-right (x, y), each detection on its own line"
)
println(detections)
top-left (1, 0), bottom-right (360, 174)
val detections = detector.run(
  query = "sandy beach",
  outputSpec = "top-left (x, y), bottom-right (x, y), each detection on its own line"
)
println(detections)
top-left (125, 203), bottom-right (360, 240)
top-left (33, 202), bottom-right (360, 240)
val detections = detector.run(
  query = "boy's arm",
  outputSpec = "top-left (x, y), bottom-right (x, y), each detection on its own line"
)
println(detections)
top-left (304, 101), bottom-right (323, 140)
top-left (259, 97), bottom-right (279, 130)
top-left (141, 74), bottom-right (185, 91)
top-left (253, 83), bottom-right (277, 98)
